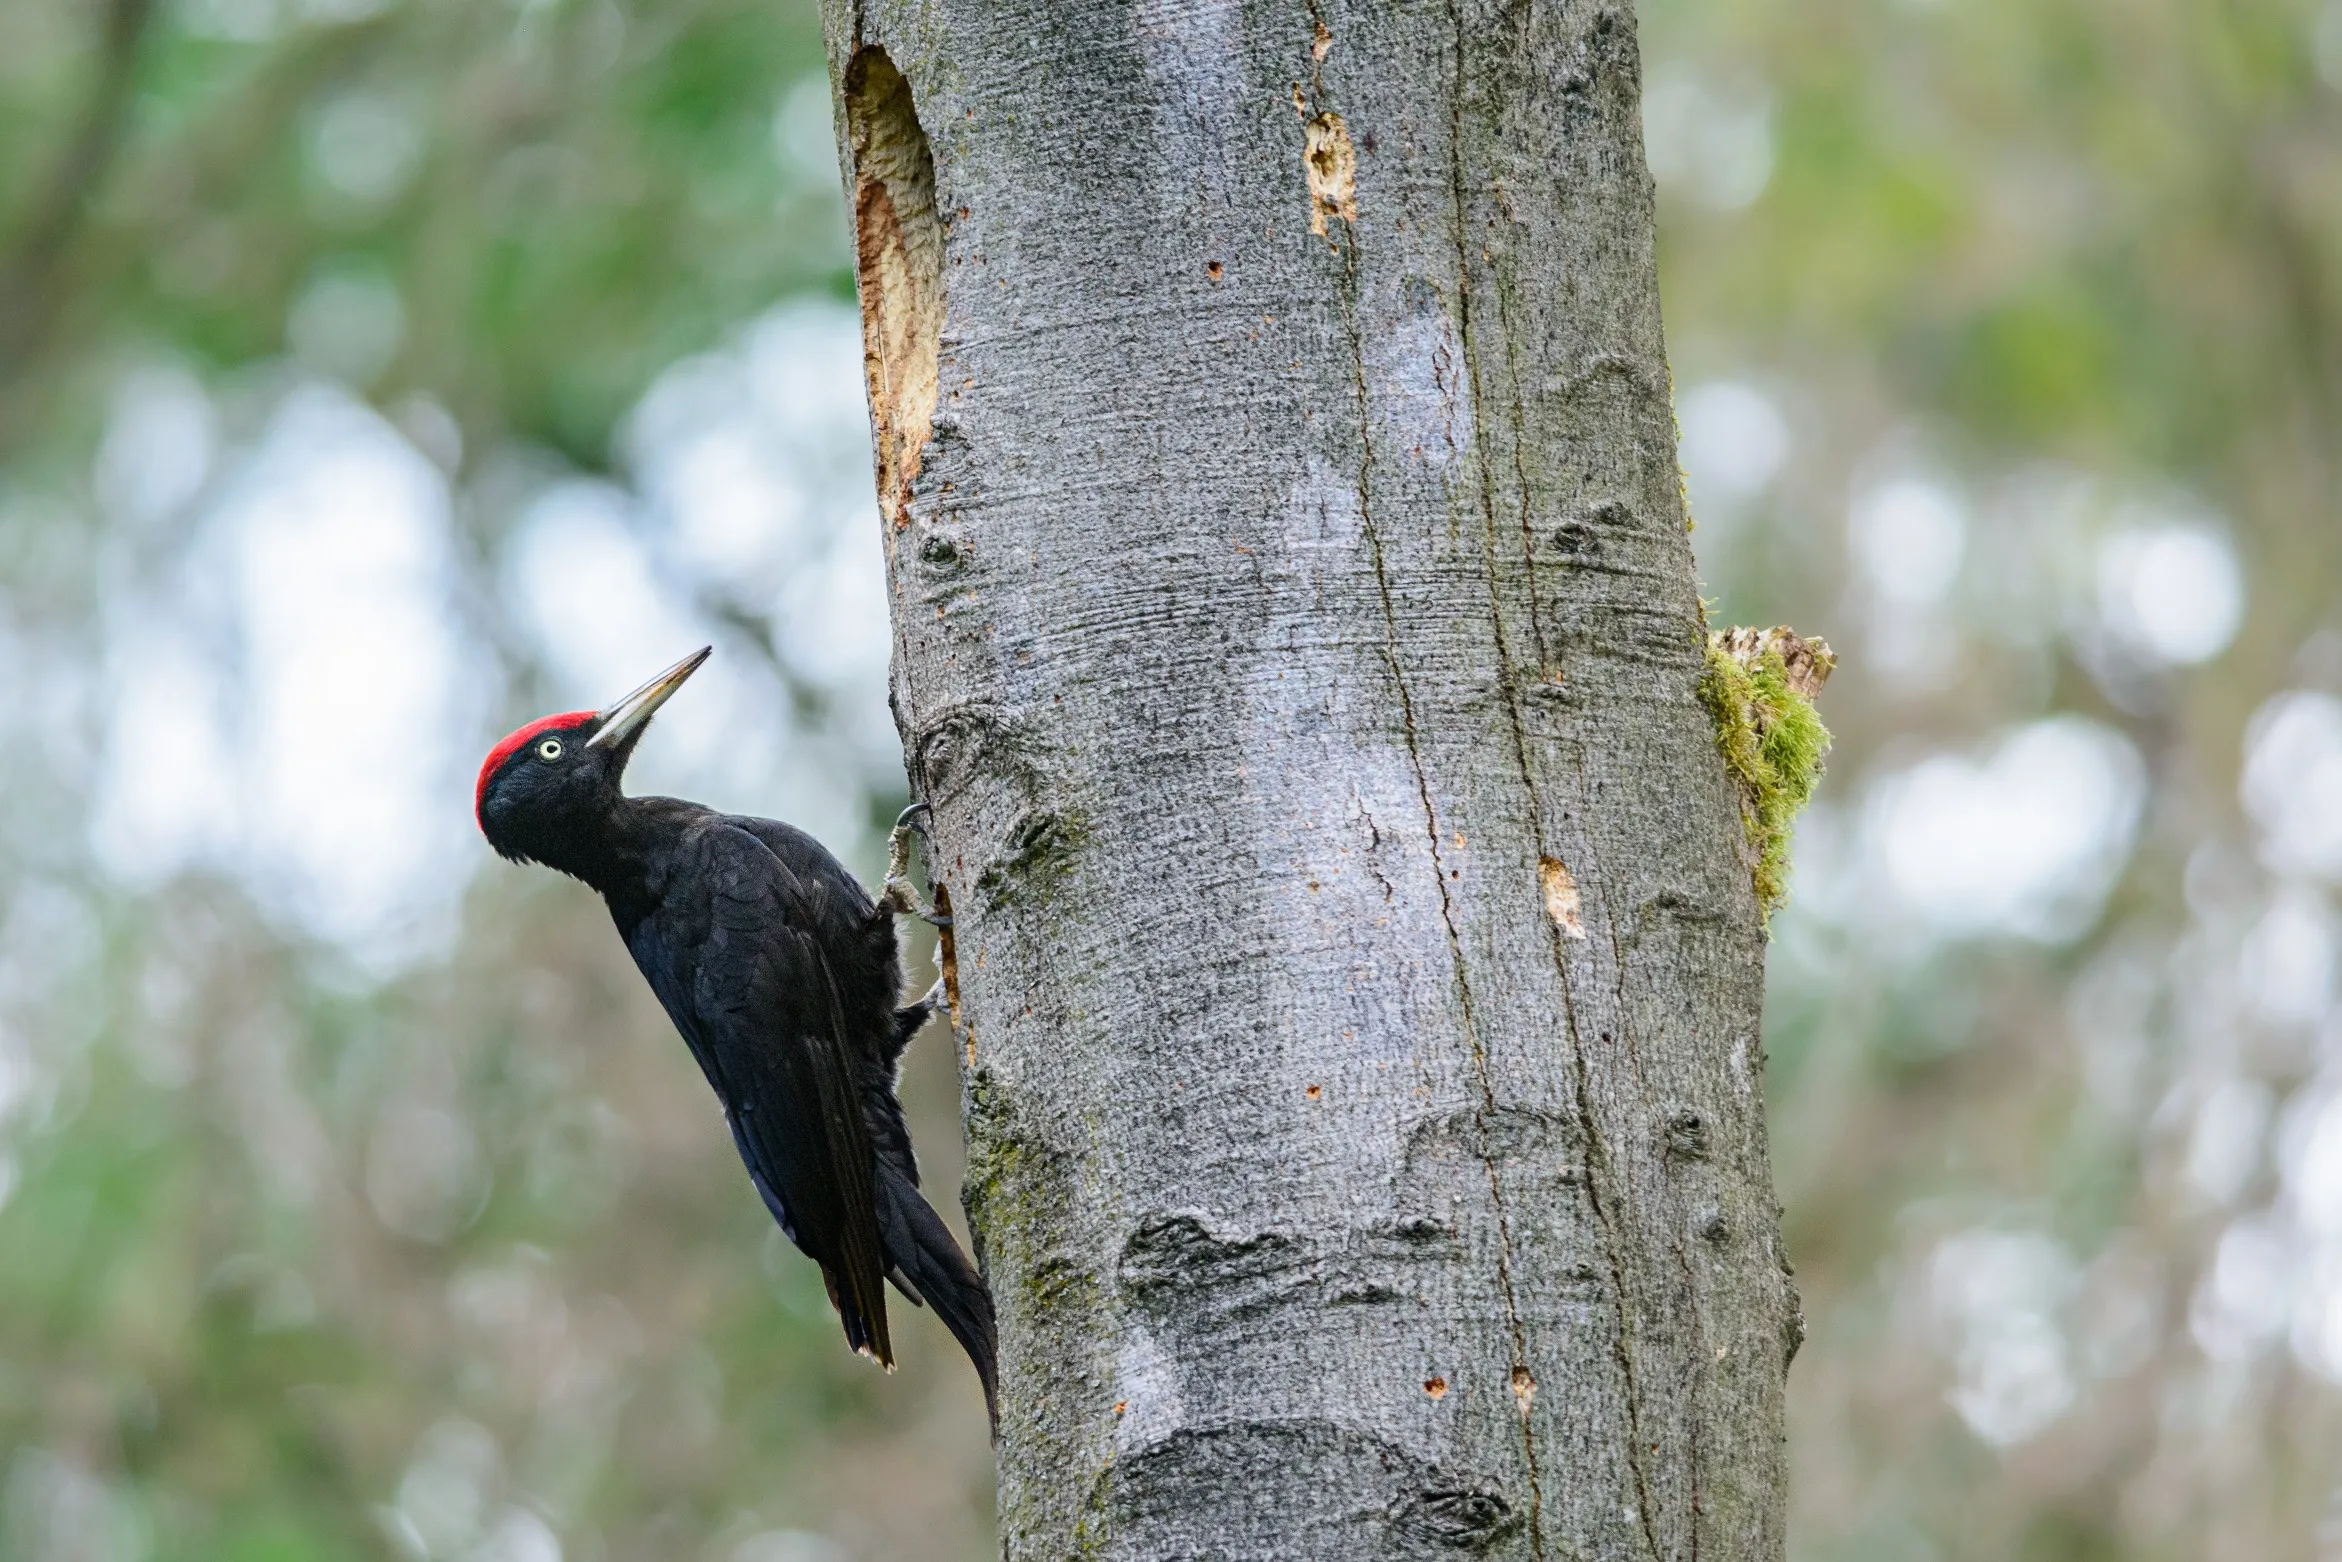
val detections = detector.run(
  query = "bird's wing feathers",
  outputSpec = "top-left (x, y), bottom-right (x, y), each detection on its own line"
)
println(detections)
top-left (728, 814), bottom-right (923, 1190)
top-left (684, 824), bottom-right (893, 1365)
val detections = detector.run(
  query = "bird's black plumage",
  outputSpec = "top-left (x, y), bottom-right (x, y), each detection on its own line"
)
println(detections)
top-left (475, 650), bottom-right (996, 1421)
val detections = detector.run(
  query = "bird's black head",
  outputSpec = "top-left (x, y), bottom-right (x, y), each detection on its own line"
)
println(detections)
top-left (475, 646), bottom-right (710, 872)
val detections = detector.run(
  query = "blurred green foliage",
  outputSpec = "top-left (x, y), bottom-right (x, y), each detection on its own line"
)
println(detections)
top-left (0, 0), bottom-right (846, 469)
top-left (2, 2), bottom-right (988, 1559)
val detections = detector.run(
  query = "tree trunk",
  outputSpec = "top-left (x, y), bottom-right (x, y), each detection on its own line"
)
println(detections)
top-left (825, 3), bottom-right (1796, 1557)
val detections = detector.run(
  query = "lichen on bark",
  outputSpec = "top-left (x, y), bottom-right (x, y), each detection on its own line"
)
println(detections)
top-left (1700, 625), bottom-right (1836, 918)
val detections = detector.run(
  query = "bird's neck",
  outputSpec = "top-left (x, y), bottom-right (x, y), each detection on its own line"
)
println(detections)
top-left (541, 796), bottom-right (665, 915)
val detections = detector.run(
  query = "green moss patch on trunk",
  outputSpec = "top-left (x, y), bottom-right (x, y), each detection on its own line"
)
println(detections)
top-left (1699, 626), bottom-right (1836, 920)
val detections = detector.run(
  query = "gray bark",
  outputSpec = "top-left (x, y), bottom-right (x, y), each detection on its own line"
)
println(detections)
top-left (823, 3), bottom-right (1796, 1557)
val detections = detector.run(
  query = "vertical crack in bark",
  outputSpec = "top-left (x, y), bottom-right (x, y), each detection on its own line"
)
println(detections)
top-left (1568, 753), bottom-right (1671, 1562)
top-left (1443, 9), bottom-right (1663, 1559)
top-left (1562, 1009), bottom-right (1664, 1558)
top-left (1479, 157), bottom-right (1552, 678)
top-left (1322, 105), bottom-right (1548, 1557)
top-left (1583, 679), bottom-right (1716, 1560)
top-left (1443, 299), bottom-right (1563, 1559)
top-left (1673, 1189), bottom-right (1710, 1562)
top-left (845, 46), bottom-right (942, 542)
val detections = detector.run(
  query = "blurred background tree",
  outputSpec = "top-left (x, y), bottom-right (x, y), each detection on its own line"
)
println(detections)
top-left (0, 0), bottom-right (2336, 1559)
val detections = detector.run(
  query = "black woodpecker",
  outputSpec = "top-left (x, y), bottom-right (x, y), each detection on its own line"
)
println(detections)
top-left (475, 647), bottom-right (996, 1421)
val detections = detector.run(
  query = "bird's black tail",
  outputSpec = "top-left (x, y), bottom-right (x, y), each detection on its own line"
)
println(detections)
top-left (877, 1162), bottom-right (998, 1429)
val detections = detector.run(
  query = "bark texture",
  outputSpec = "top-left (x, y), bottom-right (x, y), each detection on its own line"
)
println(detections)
top-left (823, 3), bottom-right (1796, 1556)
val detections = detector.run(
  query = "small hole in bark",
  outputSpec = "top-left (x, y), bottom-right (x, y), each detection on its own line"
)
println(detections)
top-left (1113, 1399), bottom-right (1127, 1416)
top-left (1302, 111), bottom-right (1357, 238)
top-left (1540, 856), bottom-right (1587, 939)
top-left (1664, 1108), bottom-right (1710, 1161)
top-left (1206, 260), bottom-right (1223, 281)
top-left (1423, 1376), bottom-right (1448, 1398)
top-left (1304, 1084), bottom-right (1322, 1100)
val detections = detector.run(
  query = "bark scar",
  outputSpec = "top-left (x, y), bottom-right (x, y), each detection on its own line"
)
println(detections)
top-left (1303, 111), bottom-right (1358, 239)
top-left (1540, 857), bottom-right (1587, 939)
top-left (1293, 13), bottom-right (1356, 246)
top-left (844, 47), bottom-right (943, 536)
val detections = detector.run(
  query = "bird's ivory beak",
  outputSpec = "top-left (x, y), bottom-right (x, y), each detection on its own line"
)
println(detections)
top-left (586, 646), bottom-right (712, 750)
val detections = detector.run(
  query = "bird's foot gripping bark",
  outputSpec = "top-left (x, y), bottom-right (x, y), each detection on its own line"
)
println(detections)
top-left (878, 802), bottom-right (952, 926)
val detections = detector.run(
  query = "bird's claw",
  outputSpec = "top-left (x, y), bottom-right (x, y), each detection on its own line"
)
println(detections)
top-left (880, 801), bottom-right (944, 923)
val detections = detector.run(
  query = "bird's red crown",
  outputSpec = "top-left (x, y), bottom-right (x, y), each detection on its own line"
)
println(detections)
top-left (476, 712), bottom-right (596, 826)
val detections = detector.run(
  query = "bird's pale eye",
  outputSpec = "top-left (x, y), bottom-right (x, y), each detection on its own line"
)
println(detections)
top-left (537, 737), bottom-right (564, 761)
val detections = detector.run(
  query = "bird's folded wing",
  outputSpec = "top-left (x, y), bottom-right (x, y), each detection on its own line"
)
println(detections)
top-left (692, 824), bottom-right (893, 1365)
top-left (727, 814), bottom-right (922, 1187)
